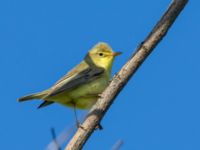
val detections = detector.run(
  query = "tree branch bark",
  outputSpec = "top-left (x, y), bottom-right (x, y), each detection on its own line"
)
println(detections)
top-left (65, 0), bottom-right (189, 149)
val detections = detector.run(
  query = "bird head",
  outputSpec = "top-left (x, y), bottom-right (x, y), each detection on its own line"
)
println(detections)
top-left (85, 42), bottom-right (122, 69)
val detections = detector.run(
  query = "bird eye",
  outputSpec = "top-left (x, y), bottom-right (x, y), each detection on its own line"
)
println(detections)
top-left (99, 53), bottom-right (104, 57)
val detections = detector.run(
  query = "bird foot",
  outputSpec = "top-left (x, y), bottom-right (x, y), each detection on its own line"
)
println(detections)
top-left (76, 122), bottom-right (85, 130)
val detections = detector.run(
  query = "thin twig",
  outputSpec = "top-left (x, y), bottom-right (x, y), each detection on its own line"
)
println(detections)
top-left (65, 0), bottom-right (189, 149)
top-left (46, 113), bottom-right (87, 150)
top-left (50, 128), bottom-right (62, 150)
top-left (111, 139), bottom-right (123, 150)
top-left (46, 127), bottom-right (75, 150)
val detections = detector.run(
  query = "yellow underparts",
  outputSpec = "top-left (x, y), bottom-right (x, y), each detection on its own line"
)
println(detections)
top-left (45, 73), bottom-right (110, 109)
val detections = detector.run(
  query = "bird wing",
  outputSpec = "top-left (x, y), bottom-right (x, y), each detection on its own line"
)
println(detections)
top-left (45, 62), bottom-right (105, 97)
top-left (37, 101), bottom-right (54, 109)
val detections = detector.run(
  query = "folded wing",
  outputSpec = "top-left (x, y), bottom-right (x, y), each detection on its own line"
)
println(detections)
top-left (45, 63), bottom-right (105, 98)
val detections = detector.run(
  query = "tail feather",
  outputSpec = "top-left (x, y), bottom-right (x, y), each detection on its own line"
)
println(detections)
top-left (18, 90), bottom-right (48, 102)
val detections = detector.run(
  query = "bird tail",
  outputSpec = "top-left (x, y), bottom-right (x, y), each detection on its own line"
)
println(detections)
top-left (18, 90), bottom-right (49, 102)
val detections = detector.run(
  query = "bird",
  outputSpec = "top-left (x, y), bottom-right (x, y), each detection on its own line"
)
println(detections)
top-left (18, 42), bottom-right (121, 128)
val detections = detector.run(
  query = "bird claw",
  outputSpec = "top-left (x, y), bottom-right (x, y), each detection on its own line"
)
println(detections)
top-left (76, 122), bottom-right (85, 130)
top-left (76, 122), bottom-right (103, 130)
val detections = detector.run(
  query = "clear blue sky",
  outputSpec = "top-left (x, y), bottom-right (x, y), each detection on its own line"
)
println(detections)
top-left (0, 0), bottom-right (199, 150)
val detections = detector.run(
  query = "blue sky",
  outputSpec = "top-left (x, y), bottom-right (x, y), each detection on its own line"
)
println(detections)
top-left (0, 0), bottom-right (199, 150)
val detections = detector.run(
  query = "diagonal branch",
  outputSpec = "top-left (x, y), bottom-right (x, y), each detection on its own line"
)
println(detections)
top-left (65, 0), bottom-right (189, 149)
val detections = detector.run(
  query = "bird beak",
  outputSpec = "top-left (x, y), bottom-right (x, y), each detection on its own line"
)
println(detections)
top-left (112, 52), bottom-right (122, 56)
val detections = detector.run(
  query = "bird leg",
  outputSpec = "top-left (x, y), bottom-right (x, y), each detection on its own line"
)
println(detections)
top-left (72, 103), bottom-right (84, 130)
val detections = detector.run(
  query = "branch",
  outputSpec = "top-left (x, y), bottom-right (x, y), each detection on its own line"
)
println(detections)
top-left (65, 0), bottom-right (189, 149)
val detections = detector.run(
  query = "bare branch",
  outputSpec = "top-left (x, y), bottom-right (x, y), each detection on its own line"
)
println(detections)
top-left (65, 0), bottom-right (189, 149)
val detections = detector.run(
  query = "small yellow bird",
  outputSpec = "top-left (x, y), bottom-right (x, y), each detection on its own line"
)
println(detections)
top-left (18, 42), bottom-right (121, 127)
